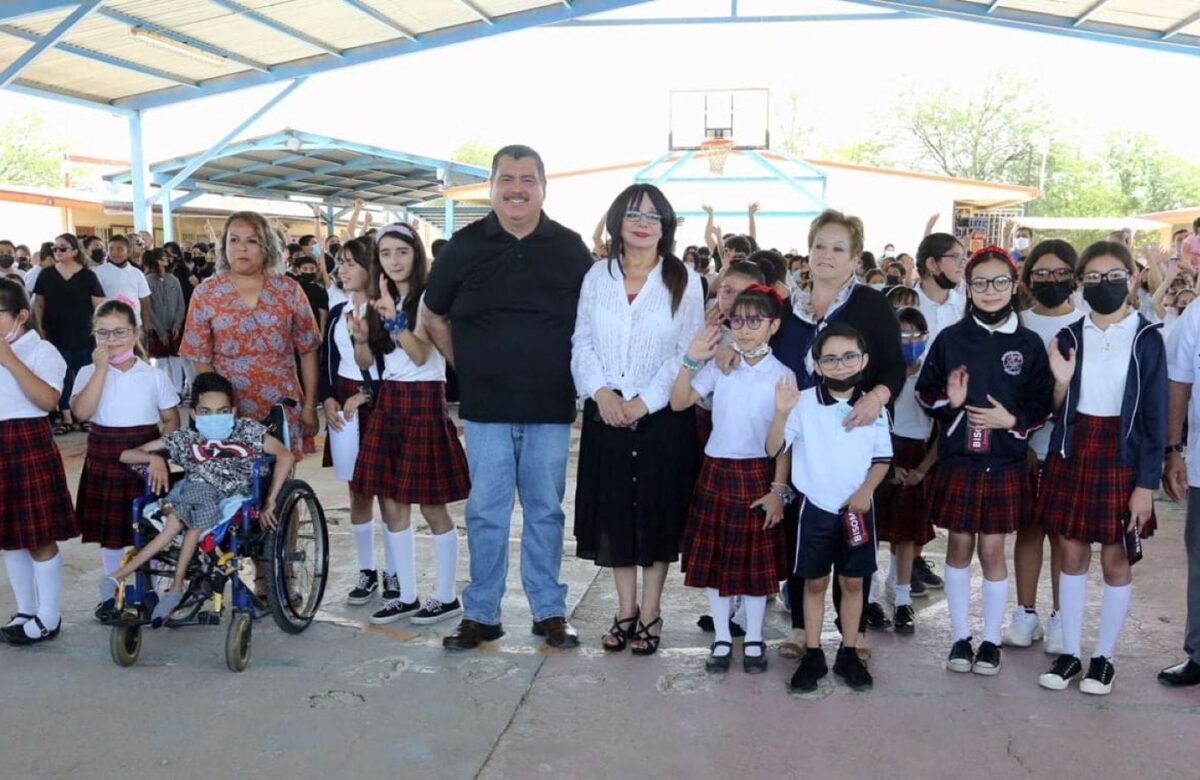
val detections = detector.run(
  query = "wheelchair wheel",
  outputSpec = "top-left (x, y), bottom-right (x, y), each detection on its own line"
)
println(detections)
top-left (110, 624), bottom-right (142, 667)
top-left (265, 479), bottom-right (329, 634)
top-left (225, 612), bottom-right (252, 673)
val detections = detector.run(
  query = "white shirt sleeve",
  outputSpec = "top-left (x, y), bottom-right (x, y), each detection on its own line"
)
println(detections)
top-left (155, 366), bottom-right (181, 410)
top-left (783, 403), bottom-right (803, 449)
top-left (570, 269), bottom-right (608, 401)
top-left (1167, 303), bottom-right (1199, 384)
top-left (136, 270), bottom-right (152, 299)
top-left (70, 364), bottom-right (96, 401)
top-left (690, 361), bottom-right (718, 398)
top-left (32, 342), bottom-right (67, 393)
top-left (872, 410), bottom-right (894, 461)
top-left (640, 274), bottom-right (705, 414)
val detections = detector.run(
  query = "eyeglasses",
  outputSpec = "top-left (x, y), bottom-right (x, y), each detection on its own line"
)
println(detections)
top-left (93, 327), bottom-right (134, 341)
top-left (1081, 269), bottom-right (1130, 286)
top-left (817, 352), bottom-right (864, 371)
top-left (53, 245), bottom-right (71, 253)
top-left (900, 332), bottom-right (928, 342)
top-left (1029, 268), bottom-right (1074, 282)
top-left (968, 275), bottom-right (1014, 293)
top-left (624, 210), bottom-right (662, 224)
top-left (938, 254), bottom-right (967, 266)
top-left (729, 315), bottom-right (773, 331)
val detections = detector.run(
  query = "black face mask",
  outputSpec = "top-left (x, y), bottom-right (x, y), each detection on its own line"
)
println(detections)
top-left (970, 300), bottom-right (1014, 326)
top-left (299, 273), bottom-right (317, 285)
top-left (328, 244), bottom-right (341, 257)
top-left (886, 275), bottom-right (903, 286)
top-left (1030, 281), bottom-right (1074, 309)
top-left (822, 372), bottom-right (863, 394)
top-left (932, 271), bottom-right (957, 291)
top-left (0, 255), bottom-right (12, 269)
top-left (1082, 280), bottom-right (1128, 315)
top-left (90, 249), bottom-right (105, 264)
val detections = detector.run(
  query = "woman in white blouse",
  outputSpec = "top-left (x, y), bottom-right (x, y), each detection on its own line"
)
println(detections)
top-left (571, 184), bottom-right (705, 655)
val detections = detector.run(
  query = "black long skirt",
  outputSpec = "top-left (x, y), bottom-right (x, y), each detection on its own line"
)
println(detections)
top-left (574, 399), bottom-right (699, 567)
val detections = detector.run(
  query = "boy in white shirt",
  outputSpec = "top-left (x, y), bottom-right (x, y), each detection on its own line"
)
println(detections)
top-left (93, 235), bottom-right (152, 333)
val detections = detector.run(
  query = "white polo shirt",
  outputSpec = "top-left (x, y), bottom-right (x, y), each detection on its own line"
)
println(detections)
top-left (690, 353), bottom-right (793, 459)
top-left (784, 385), bottom-right (893, 513)
top-left (916, 283), bottom-right (966, 345)
top-left (1077, 310), bottom-right (1136, 417)
top-left (1167, 302), bottom-right (1200, 487)
top-left (71, 359), bottom-right (179, 427)
top-left (0, 331), bottom-right (66, 421)
top-left (93, 261), bottom-right (151, 325)
top-left (1021, 308), bottom-right (1084, 460)
top-left (891, 373), bottom-right (931, 441)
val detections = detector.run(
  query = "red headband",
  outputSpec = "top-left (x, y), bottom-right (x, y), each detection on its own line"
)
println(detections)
top-left (966, 245), bottom-right (1017, 275)
top-left (741, 283), bottom-right (786, 309)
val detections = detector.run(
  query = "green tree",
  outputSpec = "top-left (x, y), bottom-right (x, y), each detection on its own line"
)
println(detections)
top-left (775, 90), bottom-right (816, 158)
top-left (451, 139), bottom-right (499, 169)
top-left (0, 114), bottom-right (64, 187)
top-left (1103, 130), bottom-right (1200, 214)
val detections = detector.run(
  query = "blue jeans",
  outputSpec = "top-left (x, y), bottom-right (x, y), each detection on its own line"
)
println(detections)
top-left (56, 347), bottom-right (91, 413)
top-left (461, 422), bottom-right (570, 625)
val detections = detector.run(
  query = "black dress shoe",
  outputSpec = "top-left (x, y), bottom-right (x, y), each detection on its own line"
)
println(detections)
top-left (442, 619), bottom-right (504, 650)
top-left (532, 617), bottom-right (579, 648)
top-left (1158, 659), bottom-right (1200, 687)
top-left (2, 616), bottom-right (60, 646)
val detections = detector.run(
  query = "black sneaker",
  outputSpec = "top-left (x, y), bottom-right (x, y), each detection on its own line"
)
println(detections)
top-left (893, 604), bottom-right (915, 634)
top-left (947, 637), bottom-right (975, 673)
top-left (369, 597), bottom-right (419, 624)
top-left (346, 569), bottom-right (378, 606)
top-left (1039, 654), bottom-right (1083, 691)
top-left (909, 575), bottom-right (928, 599)
top-left (913, 557), bottom-right (944, 589)
top-left (788, 648), bottom-right (828, 693)
top-left (833, 645), bottom-right (874, 690)
top-left (865, 602), bottom-right (892, 630)
top-left (1080, 656), bottom-right (1116, 695)
top-left (973, 640), bottom-right (1002, 676)
top-left (381, 572), bottom-right (400, 602)
top-left (410, 597), bottom-right (463, 625)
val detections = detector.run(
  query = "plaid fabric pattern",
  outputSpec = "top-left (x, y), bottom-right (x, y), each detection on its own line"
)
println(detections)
top-left (1038, 414), bottom-right (1154, 544)
top-left (877, 435), bottom-right (935, 545)
top-left (683, 457), bottom-right (788, 596)
top-left (927, 462), bottom-right (1029, 535)
top-left (350, 380), bottom-right (469, 505)
top-left (76, 423), bottom-right (160, 548)
top-left (321, 376), bottom-right (375, 469)
top-left (0, 418), bottom-right (78, 549)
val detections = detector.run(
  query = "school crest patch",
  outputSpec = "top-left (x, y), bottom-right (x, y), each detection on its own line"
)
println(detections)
top-left (1001, 350), bottom-right (1024, 376)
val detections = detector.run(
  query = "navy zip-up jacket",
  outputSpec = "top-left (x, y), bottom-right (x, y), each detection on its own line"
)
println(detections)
top-left (318, 301), bottom-right (382, 403)
top-left (1046, 314), bottom-right (1167, 491)
top-left (915, 314), bottom-right (1053, 470)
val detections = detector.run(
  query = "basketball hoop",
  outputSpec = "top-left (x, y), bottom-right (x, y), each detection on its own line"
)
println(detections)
top-left (700, 138), bottom-right (734, 175)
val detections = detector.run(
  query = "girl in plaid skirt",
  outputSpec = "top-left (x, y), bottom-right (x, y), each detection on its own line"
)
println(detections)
top-left (1036, 241), bottom-right (1167, 695)
top-left (915, 247), bottom-right (1053, 677)
top-left (70, 299), bottom-right (181, 621)
top-left (347, 224), bottom-right (468, 628)
top-left (671, 285), bottom-right (792, 674)
top-left (0, 278), bottom-right (77, 645)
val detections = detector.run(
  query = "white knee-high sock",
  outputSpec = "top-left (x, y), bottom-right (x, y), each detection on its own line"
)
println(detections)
top-left (1059, 572), bottom-right (1087, 658)
top-left (887, 551), bottom-right (898, 588)
top-left (895, 584), bottom-right (912, 607)
top-left (432, 529), bottom-right (458, 603)
top-left (982, 577), bottom-right (1008, 646)
top-left (26, 553), bottom-right (63, 637)
top-left (945, 564), bottom-right (972, 641)
top-left (868, 571), bottom-right (882, 603)
top-left (384, 527), bottom-right (416, 602)
top-left (3, 549), bottom-right (36, 615)
top-left (101, 548), bottom-right (125, 577)
top-left (1093, 583), bottom-right (1132, 661)
top-left (708, 588), bottom-right (733, 651)
top-left (381, 520), bottom-right (395, 574)
top-left (352, 520), bottom-right (375, 572)
top-left (743, 595), bottom-right (767, 644)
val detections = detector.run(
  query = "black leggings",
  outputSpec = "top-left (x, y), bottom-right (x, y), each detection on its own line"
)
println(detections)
top-left (783, 500), bottom-right (869, 634)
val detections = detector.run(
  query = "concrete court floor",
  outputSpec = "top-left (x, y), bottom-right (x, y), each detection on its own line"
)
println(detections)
top-left (2, 421), bottom-right (1199, 780)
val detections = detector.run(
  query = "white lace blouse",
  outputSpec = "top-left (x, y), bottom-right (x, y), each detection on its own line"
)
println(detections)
top-left (571, 258), bottom-right (705, 414)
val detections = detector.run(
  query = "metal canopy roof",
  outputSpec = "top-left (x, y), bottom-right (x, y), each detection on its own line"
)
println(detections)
top-left (0, 0), bottom-right (653, 113)
top-left (104, 128), bottom-right (489, 209)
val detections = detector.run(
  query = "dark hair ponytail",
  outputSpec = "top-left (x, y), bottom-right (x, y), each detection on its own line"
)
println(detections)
top-left (604, 183), bottom-right (689, 315)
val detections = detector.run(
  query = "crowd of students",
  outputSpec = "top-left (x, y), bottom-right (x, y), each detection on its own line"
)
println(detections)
top-left (1, 145), bottom-right (1198, 699)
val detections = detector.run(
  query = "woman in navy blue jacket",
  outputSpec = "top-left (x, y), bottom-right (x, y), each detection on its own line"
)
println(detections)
top-left (1035, 241), bottom-right (1167, 696)
top-left (916, 246), bottom-right (1053, 677)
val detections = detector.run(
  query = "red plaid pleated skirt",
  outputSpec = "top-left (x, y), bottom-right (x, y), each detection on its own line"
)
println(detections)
top-left (877, 436), bottom-right (935, 545)
top-left (927, 461), bottom-right (1029, 535)
top-left (76, 423), bottom-right (160, 548)
top-left (0, 417), bottom-right (77, 549)
top-left (683, 457), bottom-right (788, 596)
top-left (1037, 414), bottom-right (1156, 544)
top-left (350, 380), bottom-right (469, 505)
top-left (321, 376), bottom-right (376, 469)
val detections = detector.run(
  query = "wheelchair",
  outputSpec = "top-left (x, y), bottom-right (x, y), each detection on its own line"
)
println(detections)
top-left (104, 403), bottom-right (329, 672)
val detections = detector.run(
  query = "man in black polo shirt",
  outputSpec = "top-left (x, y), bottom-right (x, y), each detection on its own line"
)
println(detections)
top-left (422, 145), bottom-right (592, 651)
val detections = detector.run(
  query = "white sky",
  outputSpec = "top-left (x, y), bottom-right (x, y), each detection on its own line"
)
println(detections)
top-left (6, 0), bottom-right (1196, 175)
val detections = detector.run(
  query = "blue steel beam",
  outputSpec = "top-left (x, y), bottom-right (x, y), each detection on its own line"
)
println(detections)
top-left (744, 150), bottom-right (826, 210)
top-left (128, 111), bottom-right (150, 231)
top-left (0, 0), bottom-right (102, 88)
top-left (339, 0), bottom-right (417, 40)
top-left (118, 0), bottom-right (654, 110)
top-left (146, 78), bottom-right (306, 205)
top-left (210, 153), bottom-right (307, 181)
top-left (1073, 0), bottom-right (1112, 27)
top-left (97, 7), bottom-right (270, 72)
top-left (558, 11), bottom-right (913, 26)
top-left (986, 0), bottom-right (1002, 12)
top-left (0, 0), bottom-right (80, 24)
top-left (1164, 10), bottom-right (1200, 39)
top-left (285, 131), bottom-right (488, 179)
top-left (841, 0), bottom-right (1200, 57)
top-left (208, 0), bottom-right (343, 58)
top-left (0, 23), bottom-right (201, 86)
top-left (244, 156), bottom-right (379, 196)
top-left (171, 190), bottom-right (203, 208)
top-left (4, 81), bottom-right (135, 116)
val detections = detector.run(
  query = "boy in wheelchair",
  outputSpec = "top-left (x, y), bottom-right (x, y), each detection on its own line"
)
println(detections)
top-left (99, 372), bottom-right (294, 623)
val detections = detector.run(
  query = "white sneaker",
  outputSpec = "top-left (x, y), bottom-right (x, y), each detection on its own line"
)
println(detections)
top-left (1002, 608), bottom-right (1043, 648)
top-left (1043, 610), bottom-right (1064, 655)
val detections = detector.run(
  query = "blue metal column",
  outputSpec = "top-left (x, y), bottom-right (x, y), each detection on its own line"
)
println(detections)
top-left (162, 192), bottom-right (174, 243)
top-left (444, 198), bottom-right (455, 235)
top-left (128, 111), bottom-right (150, 231)
top-left (324, 204), bottom-right (335, 238)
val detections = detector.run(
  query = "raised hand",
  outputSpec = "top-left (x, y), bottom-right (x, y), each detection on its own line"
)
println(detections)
top-left (371, 274), bottom-right (397, 320)
top-left (687, 324), bottom-right (724, 363)
top-left (748, 202), bottom-right (760, 215)
top-left (345, 308), bottom-right (369, 344)
top-left (775, 373), bottom-right (801, 413)
top-left (701, 204), bottom-right (714, 216)
top-left (947, 366), bottom-right (969, 409)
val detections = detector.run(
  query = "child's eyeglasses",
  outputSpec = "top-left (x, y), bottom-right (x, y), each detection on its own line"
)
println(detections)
top-left (93, 328), bottom-right (134, 341)
top-left (729, 315), bottom-right (773, 331)
top-left (817, 352), bottom-right (864, 371)
top-left (1029, 268), bottom-right (1074, 282)
top-left (1081, 270), bottom-right (1130, 286)
top-left (900, 332), bottom-right (928, 342)
top-left (968, 276), bottom-right (1014, 293)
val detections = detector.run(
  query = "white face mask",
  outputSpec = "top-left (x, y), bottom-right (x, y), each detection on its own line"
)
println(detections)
top-left (1014, 237), bottom-right (1031, 251)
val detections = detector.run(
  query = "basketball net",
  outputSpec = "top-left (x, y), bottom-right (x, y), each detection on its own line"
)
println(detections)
top-left (700, 138), bottom-right (734, 175)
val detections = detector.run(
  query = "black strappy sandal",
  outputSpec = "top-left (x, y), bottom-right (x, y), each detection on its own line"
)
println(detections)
top-left (629, 616), bottom-right (663, 656)
top-left (706, 640), bottom-right (733, 673)
top-left (2, 615), bottom-right (60, 645)
top-left (743, 641), bottom-right (768, 674)
top-left (602, 609), bottom-right (640, 652)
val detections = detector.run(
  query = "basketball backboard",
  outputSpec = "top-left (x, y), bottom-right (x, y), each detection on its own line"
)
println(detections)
top-left (669, 88), bottom-right (770, 150)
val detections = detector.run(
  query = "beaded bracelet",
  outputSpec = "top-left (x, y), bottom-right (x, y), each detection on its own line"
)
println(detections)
top-left (769, 482), bottom-right (796, 504)
top-left (381, 312), bottom-right (409, 336)
top-left (682, 354), bottom-right (704, 372)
